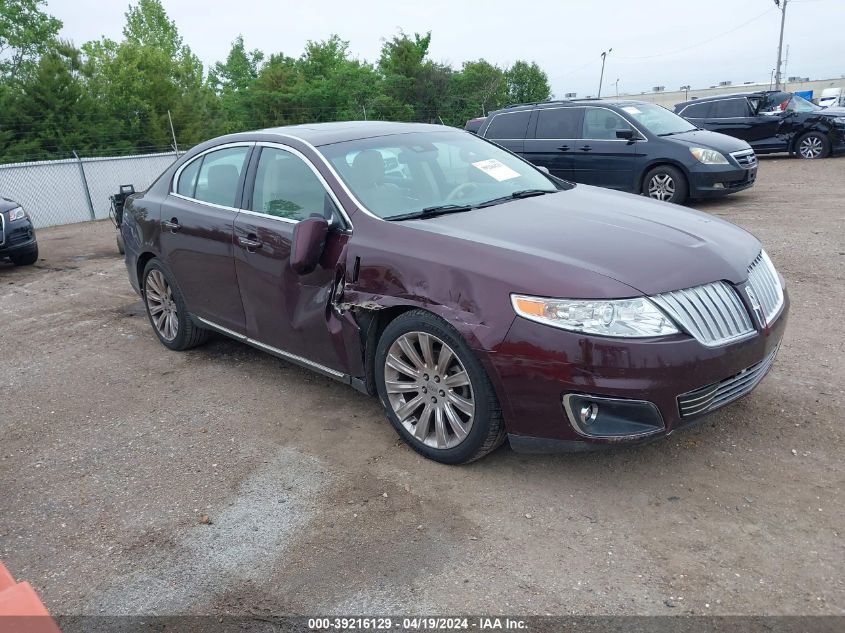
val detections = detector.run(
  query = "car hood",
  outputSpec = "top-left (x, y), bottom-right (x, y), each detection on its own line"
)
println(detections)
top-left (665, 129), bottom-right (753, 153)
top-left (401, 186), bottom-right (761, 297)
top-left (0, 197), bottom-right (21, 213)
top-left (818, 106), bottom-right (845, 116)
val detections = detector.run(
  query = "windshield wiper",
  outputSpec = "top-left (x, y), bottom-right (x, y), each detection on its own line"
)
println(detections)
top-left (385, 204), bottom-right (473, 222)
top-left (658, 129), bottom-right (697, 136)
top-left (476, 189), bottom-right (557, 208)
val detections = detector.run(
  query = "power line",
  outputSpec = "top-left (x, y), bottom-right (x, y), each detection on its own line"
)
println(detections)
top-left (615, 7), bottom-right (777, 61)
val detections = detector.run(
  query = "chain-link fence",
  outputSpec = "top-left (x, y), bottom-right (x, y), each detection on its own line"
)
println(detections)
top-left (0, 151), bottom-right (181, 229)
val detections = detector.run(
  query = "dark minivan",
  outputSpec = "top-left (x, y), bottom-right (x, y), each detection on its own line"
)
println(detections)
top-left (675, 90), bottom-right (845, 159)
top-left (476, 100), bottom-right (758, 205)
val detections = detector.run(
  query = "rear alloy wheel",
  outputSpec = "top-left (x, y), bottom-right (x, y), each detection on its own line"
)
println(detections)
top-left (643, 165), bottom-right (688, 204)
top-left (142, 259), bottom-right (209, 351)
top-left (375, 310), bottom-right (505, 464)
top-left (796, 132), bottom-right (830, 159)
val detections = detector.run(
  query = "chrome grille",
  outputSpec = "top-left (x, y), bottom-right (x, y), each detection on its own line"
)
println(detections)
top-left (731, 149), bottom-right (758, 168)
top-left (745, 251), bottom-right (784, 325)
top-left (678, 345), bottom-right (779, 417)
top-left (652, 281), bottom-right (755, 347)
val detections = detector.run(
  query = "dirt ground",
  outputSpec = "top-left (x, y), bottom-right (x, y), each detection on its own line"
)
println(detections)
top-left (1, 156), bottom-right (843, 618)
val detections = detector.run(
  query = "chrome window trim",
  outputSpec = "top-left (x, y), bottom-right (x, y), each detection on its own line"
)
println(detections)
top-left (482, 109), bottom-right (532, 141)
top-left (531, 105), bottom-right (649, 142)
top-left (170, 141), bottom-right (255, 206)
top-left (194, 316), bottom-right (347, 380)
top-left (170, 192), bottom-right (241, 213)
top-left (263, 133), bottom-right (381, 221)
top-left (253, 141), bottom-right (352, 228)
top-left (679, 97), bottom-right (752, 119)
top-left (0, 211), bottom-right (5, 247)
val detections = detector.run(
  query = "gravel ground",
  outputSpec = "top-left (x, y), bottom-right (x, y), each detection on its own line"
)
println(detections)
top-left (0, 156), bottom-right (843, 617)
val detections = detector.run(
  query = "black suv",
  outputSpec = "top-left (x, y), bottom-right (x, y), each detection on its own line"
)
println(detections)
top-left (0, 197), bottom-right (38, 266)
top-left (475, 99), bottom-right (757, 205)
top-left (675, 91), bottom-right (845, 159)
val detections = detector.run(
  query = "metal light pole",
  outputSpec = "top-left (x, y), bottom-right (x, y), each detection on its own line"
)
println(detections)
top-left (681, 85), bottom-right (691, 101)
top-left (615, 78), bottom-right (620, 99)
top-left (774, 0), bottom-right (788, 90)
top-left (598, 48), bottom-right (612, 99)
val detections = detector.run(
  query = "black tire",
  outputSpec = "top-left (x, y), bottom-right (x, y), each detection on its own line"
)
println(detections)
top-left (10, 245), bottom-right (38, 266)
top-left (795, 131), bottom-right (830, 159)
top-left (642, 165), bottom-right (688, 205)
top-left (374, 309), bottom-right (506, 464)
top-left (142, 258), bottom-right (210, 351)
top-left (116, 233), bottom-right (125, 255)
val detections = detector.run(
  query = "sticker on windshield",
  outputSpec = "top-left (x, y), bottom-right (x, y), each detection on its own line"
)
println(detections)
top-left (621, 106), bottom-right (642, 115)
top-left (472, 159), bottom-right (520, 182)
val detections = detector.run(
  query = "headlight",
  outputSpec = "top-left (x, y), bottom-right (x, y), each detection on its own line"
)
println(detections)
top-left (511, 294), bottom-right (679, 338)
top-left (689, 147), bottom-right (729, 165)
top-left (8, 206), bottom-right (27, 221)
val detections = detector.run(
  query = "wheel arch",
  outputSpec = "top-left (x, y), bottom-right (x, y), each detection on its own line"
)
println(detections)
top-left (136, 251), bottom-right (158, 292)
top-left (638, 159), bottom-right (691, 193)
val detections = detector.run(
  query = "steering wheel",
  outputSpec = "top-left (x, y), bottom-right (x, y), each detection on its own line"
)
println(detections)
top-left (446, 182), bottom-right (479, 201)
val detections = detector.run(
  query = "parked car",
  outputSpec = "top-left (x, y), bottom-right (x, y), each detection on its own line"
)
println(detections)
top-left (464, 116), bottom-right (486, 134)
top-left (0, 197), bottom-right (38, 266)
top-left (474, 99), bottom-right (757, 205)
top-left (818, 87), bottom-right (844, 109)
top-left (122, 122), bottom-right (787, 464)
top-left (675, 90), bottom-right (845, 159)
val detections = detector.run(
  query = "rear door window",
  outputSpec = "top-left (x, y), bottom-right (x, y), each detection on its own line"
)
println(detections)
top-left (484, 111), bottom-right (531, 139)
top-left (710, 98), bottom-right (752, 118)
top-left (582, 108), bottom-right (633, 140)
top-left (176, 157), bottom-right (201, 197)
top-left (535, 108), bottom-right (583, 139)
top-left (680, 102), bottom-right (711, 118)
top-left (194, 147), bottom-right (250, 208)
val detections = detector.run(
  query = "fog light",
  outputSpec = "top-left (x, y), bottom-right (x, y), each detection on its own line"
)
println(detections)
top-left (563, 394), bottom-right (665, 438)
top-left (579, 402), bottom-right (599, 426)
top-left (713, 183), bottom-right (725, 189)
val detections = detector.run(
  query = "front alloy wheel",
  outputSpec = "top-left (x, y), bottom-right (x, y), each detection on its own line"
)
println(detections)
top-left (384, 331), bottom-right (475, 449)
top-left (643, 165), bottom-right (688, 204)
top-left (648, 173), bottom-right (675, 201)
top-left (375, 310), bottom-right (506, 464)
top-left (797, 132), bottom-right (829, 159)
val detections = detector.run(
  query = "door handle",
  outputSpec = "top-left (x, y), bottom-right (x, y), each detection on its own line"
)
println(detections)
top-left (238, 235), bottom-right (262, 251)
top-left (558, 145), bottom-right (570, 151)
top-left (579, 145), bottom-right (592, 151)
top-left (163, 218), bottom-right (181, 232)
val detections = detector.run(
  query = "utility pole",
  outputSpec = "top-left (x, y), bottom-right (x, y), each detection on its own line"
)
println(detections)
top-left (615, 78), bottom-right (620, 99)
top-left (774, 0), bottom-right (788, 90)
top-left (598, 48), bottom-right (612, 99)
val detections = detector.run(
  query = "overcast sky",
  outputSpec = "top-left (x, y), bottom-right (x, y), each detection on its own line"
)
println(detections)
top-left (45, 0), bottom-right (844, 97)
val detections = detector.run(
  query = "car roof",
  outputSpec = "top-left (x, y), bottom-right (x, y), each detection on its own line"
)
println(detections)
top-left (258, 121), bottom-right (453, 146)
top-left (676, 90), bottom-right (781, 107)
top-left (488, 99), bottom-right (655, 117)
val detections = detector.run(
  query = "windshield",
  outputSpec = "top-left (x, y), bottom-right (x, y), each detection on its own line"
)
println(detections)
top-left (318, 131), bottom-right (561, 220)
top-left (617, 103), bottom-right (697, 136)
top-left (760, 91), bottom-right (821, 114)
top-left (788, 94), bottom-right (821, 112)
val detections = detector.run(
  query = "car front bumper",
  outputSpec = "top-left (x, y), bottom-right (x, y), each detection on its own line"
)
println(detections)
top-left (688, 163), bottom-right (757, 198)
top-left (0, 217), bottom-right (37, 257)
top-left (485, 290), bottom-right (789, 452)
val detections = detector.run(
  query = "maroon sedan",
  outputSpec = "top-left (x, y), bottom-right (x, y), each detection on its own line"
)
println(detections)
top-left (121, 122), bottom-right (787, 464)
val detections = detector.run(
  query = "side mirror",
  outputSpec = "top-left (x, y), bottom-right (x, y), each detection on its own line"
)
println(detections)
top-left (536, 165), bottom-right (550, 175)
top-left (290, 217), bottom-right (329, 275)
top-left (616, 129), bottom-right (636, 141)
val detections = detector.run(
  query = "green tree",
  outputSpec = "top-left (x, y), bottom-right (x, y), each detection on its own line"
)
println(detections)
top-left (506, 60), bottom-right (551, 105)
top-left (449, 59), bottom-right (508, 124)
top-left (209, 35), bottom-right (264, 131)
top-left (0, 0), bottom-right (62, 81)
